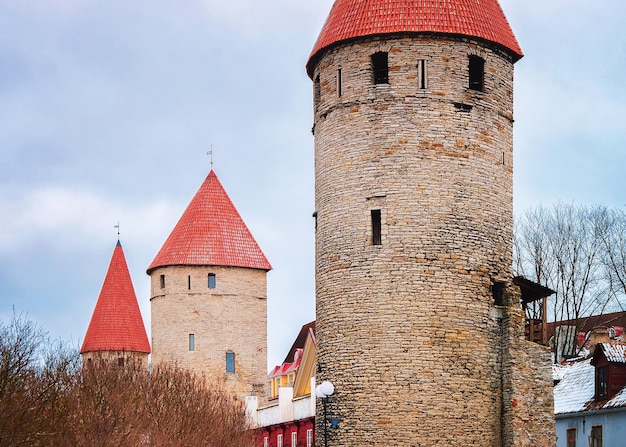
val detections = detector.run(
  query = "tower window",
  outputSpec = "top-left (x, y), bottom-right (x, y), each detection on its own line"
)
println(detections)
top-left (371, 52), bottom-right (389, 84)
top-left (371, 209), bottom-right (382, 245)
top-left (208, 273), bottom-right (216, 289)
top-left (189, 334), bottom-right (195, 351)
top-left (188, 275), bottom-right (191, 290)
top-left (160, 274), bottom-right (165, 289)
top-left (417, 59), bottom-right (427, 89)
top-left (469, 55), bottom-right (484, 91)
top-left (492, 281), bottom-right (505, 306)
top-left (314, 74), bottom-right (321, 108)
top-left (337, 67), bottom-right (342, 97)
top-left (226, 351), bottom-right (235, 373)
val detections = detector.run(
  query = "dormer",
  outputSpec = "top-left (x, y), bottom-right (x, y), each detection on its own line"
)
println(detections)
top-left (590, 342), bottom-right (626, 401)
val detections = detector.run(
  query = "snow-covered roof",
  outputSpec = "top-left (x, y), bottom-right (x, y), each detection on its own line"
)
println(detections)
top-left (554, 355), bottom-right (626, 414)
top-left (553, 359), bottom-right (595, 415)
top-left (599, 342), bottom-right (626, 363)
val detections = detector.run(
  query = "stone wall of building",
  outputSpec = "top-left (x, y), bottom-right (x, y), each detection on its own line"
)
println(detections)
top-left (311, 34), bottom-right (554, 446)
top-left (150, 265), bottom-right (267, 399)
top-left (502, 285), bottom-right (556, 447)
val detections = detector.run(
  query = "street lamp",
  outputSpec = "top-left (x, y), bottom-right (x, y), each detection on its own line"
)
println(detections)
top-left (315, 381), bottom-right (338, 447)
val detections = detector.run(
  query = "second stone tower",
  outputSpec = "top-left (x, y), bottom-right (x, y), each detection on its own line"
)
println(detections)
top-left (306, 1), bottom-right (546, 445)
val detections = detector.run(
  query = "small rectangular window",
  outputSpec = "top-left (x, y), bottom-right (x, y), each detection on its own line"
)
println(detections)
top-left (291, 431), bottom-right (297, 447)
top-left (566, 428), bottom-right (576, 447)
top-left (160, 274), bottom-right (165, 288)
top-left (189, 334), bottom-right (195, 351)
top-left (469, 55), bottom-right (484, 91)
top-left (226, 351), bottom-right (235, 373)
top-left (188, 275), bottom-right (191, 290)
top-left (264, 437), bottom-right (269, 447)
top-left (337, 67), bottom-right (342, 97)
top-left (372, 52), bottom-right (389, 84)
top-left (417, 59), bottom-right (427, 89)
top-left (306, 429), bottom-right (313, 447)
top-left (208, 273), bottom-right (216, 289)
top-left (597, 366), bottom-right (608, 400)
top-left (371, 209), bottom-right (382, 245)
top-left (277, 434), bottom-right (283, 447)
top-left (590, 426), bottom-right (602, 447)
top-left (118, 357), bottom-right (124, 367)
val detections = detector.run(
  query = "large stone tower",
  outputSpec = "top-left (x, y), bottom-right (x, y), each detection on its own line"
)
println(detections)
top-left (307, 1), bottom-right (554, 446)
top-left (147, 170), bottom-right (271, 399)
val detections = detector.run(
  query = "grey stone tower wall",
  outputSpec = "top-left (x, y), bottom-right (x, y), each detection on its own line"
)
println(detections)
top-left (312, 35), bottom-right (551, 446)
top-left (150, 265), bottom-right (267, 399)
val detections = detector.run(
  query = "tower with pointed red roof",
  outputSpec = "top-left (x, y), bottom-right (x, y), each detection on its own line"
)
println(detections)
top-left (148, 170), bottom-right (271, 399)
top-left (308, 0), bottom-right (554, 445)
top-left (81, 241), bottom-right (150, 367)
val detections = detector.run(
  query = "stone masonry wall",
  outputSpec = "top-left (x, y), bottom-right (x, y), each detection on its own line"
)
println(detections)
top-left (150, 265), bottom-right (267, 399)
top-left (312, 34), bottom-right (553, 446)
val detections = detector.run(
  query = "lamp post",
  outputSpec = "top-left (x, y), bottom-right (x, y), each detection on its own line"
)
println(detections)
top-left (315, 381), bottom-right (336, 447)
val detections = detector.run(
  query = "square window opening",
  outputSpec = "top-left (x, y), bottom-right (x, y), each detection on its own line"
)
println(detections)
top-left (371, 52), bottom-right (389, 84)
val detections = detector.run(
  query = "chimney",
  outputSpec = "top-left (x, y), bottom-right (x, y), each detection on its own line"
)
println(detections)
top-left (589, 327), bottom-right (611, 355)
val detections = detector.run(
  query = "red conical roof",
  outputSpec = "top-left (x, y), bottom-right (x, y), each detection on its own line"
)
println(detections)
top-left (307, 0), bottom-right (523, 77)
top-left (147, 170), bottom-right (272, 273)
top-left (81, 241), bottom-right (151, 354)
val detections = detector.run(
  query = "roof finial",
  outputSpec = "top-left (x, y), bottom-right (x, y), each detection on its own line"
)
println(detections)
top-left (114, 222), bottom-right (120, 241)
top-left (207, 145), bottom-right (214, 170)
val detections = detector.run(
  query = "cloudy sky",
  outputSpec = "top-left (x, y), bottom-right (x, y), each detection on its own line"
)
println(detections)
top-left (1, 0), bottom-right (625, 368)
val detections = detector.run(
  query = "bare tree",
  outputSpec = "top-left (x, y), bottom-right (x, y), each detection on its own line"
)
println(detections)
top-left (0, 312), bottom-right (253, 446)
top-left (514, 203), bottom-right (615, 360)
top-left (0, 312), bottom-right (80, 446)
top-left (597, 207), bottom-right (626, 309)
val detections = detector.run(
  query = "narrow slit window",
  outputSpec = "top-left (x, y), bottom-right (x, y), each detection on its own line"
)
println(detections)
top-left (371, 52), bottom-right (389, 84)
top-left (160, 274), bottom-right (165, 289)
top-left (226, 351), bottom-right (235, 373)
top-left (208, 273), bottom-right (216, 289)
top-left (189, 334), bottom-right (195, 351)
top-left (187, 275), bottom-right (191, 290)
top-left (314, 75), bottom-right (321, 108)
top-left (469, 55), bottom-right (484, 91)
top-left (337, 67), bottom-right (342, 97)
top-left (417, 59), bottom-right (427, 89)
top-left (371, 209), bottom-right (382, 245)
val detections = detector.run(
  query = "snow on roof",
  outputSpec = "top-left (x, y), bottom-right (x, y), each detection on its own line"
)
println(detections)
top-left (553, 359), bottom-right (595, 415)
top-left (599, 342), bottom-right (626, 363)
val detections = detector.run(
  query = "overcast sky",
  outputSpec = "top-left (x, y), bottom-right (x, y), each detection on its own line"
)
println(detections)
top-left (1, 0), bottom-right (625, 369)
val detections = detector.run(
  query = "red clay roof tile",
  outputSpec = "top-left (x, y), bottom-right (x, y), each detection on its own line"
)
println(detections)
top-left (80, 241), bottom-right (151, 354)
top-left (147, 170), bottom-right (272, 273)
top-left (307, 0), bottom-right (522, 77)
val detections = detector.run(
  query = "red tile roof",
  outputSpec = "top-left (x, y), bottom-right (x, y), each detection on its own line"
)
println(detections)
top-left (147, 170), bottom-right (272, 273)
top-left (81, 241), bottom-right (151, 354)
top-left (307, 0), bottom-right (523, 77)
